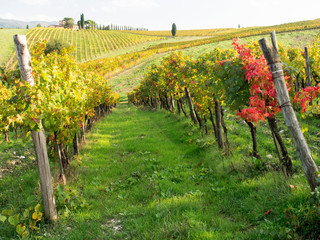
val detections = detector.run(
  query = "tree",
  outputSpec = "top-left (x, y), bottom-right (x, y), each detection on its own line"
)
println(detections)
top-left (80, 13), bottom-right (84, 29)
top-left (171, 23), bottom-right (177, 37)
top-left (45, 39), bottom-right (70, 55)
top-left (63, 17), bottom-right (75, 29)
top-left (36, 24), bottom-right (42, 27)
top-left (26, 25), bottom-right (29, 29)
top-left (84, 20), bottom-right (96, 29)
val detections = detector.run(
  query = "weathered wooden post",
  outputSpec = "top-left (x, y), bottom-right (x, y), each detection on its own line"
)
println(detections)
top-left (259, 33), bottom-right (319, 191)
top-left (305, 47), bottom-right (311, 87)
top-left (14, 35), bottom-right (57, 221)
top-left (305, 47), bottom-right (313, 106)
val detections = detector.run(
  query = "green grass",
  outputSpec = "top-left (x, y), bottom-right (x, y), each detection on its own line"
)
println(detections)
top-left (0, 29), bottom-right (29, 66)
top-left (108, 52), bottom-right (172, 96)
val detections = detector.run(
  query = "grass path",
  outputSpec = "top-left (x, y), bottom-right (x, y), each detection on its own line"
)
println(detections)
top-left (46, 98), bottom-right (248, 239)
top-left (45, 95), bottom-right (313, 240)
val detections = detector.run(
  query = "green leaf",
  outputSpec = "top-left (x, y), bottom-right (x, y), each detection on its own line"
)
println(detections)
top-left (8, 214), bottom-right (20, 226)
top-left (23, 209), bottom-right (30, 219)
top-left (34, 203), bottom-right (41, 213)
top-left (2, 209), bottom-right (13, 216)
top-left (0, 214), bottom-right (6, 222)
top-left (16, 224), bottom-right (26, 236)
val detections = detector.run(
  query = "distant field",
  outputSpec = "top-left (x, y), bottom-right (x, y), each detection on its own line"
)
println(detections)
top-left (125, 28), bottom-right (232, 36)
top-left (0, 29), bottom-right (29, 66)
top-left (4, 28), bottom-right (163, 68)
top-left (125, 19), bottom-right (320, 37)
top-left (182, 29), bottom-right (320, 58)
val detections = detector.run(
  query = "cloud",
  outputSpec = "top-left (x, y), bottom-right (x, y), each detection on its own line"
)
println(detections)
top-left (0, 13), bottom-right (59, 22)
top-left (19, 0), bottom-right (51, 5)
top-left (111, 0), bottom-right (159, 9)
top-left (102, 6), bottom-right (114, 13)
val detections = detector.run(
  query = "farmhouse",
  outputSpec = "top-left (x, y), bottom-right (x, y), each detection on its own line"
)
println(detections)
top-left (48, 25), bottom-right (63, 29)
top-left (48, 19), bottom-right (79, 30)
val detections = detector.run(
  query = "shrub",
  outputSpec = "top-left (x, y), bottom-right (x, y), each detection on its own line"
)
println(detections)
top-left (44, 39), bottom-right (70, 55)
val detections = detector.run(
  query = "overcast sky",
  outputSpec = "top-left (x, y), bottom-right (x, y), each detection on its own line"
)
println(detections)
top-left (1, 0), bottom-right (320, 30)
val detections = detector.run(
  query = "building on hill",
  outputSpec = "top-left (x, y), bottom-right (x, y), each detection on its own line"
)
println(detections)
top-left (48, 25), bottom-right (64, 29)
top-left (49, 19), bottom-right (79, 30)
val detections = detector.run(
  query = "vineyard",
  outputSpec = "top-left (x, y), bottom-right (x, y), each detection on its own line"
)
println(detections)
top-left (126, 18), bottom-right (320, 37)
top-left (127, 36), bottom-right (320, 238)
top-left (125, 28), bottom-right (232, 36)
top-left (4, 28), bottom-right (163, 68)
top-left (1, 16), bottom-right (320, 239)
top-left (128, 35), bottom-right (320, 168)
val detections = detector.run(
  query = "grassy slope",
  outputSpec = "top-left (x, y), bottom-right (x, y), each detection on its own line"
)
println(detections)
top-left (0, 29), bottom-right (29, 66)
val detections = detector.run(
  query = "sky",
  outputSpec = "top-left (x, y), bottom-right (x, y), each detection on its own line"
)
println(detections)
top-left (1, 0), bottom-right (320, 30)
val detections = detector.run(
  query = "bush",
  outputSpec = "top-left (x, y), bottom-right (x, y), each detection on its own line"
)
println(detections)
top-left (44, 39), bottom-right (70, 55)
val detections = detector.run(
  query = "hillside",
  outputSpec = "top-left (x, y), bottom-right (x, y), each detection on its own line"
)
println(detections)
top-left (0, 18), bottom-right (57, 29)
top-left (126, 18), bottom-right (320, 37)
top-left (4, 28), bottom-right (164, 68)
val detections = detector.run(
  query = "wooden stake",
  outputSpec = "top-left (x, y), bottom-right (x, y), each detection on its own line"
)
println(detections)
top-left (259, 33), bottom-right (319, 191)
top-left (271, 30), bottom-right (278, 51)
top-left (14, 35), bottom-right (57, 221)
top-left (305, 47), bottom-right (311, 87)
top-left (305, 47), bottom-right (313, 106)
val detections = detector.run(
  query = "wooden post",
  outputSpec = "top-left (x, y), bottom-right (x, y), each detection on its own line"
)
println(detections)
top-left (214, 100), bottom-right (224, 149)
top-left (259, 34), bottom-right (319, 191)
top-left (185, 87), bottom-right (198, 125)
top-left (305, 47), bottom-right (311, 87)
top-left (305, 47), bottom-right (313, 106)
top-left (14, 35), bottom-right (57, 221)
top-left (271, 31), bottom-right (278, 51)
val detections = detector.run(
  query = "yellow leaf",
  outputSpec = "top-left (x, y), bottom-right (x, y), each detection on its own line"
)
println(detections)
top-left (302, 126), bottom-right (308, 134)
top-left (32, 212), bottom-right (38, 220)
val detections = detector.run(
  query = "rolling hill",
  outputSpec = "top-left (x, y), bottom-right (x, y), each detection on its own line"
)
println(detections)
top-left (4, 28), bottom-right (163, 68)
top-left (0, 18), bottom-right (57, 29)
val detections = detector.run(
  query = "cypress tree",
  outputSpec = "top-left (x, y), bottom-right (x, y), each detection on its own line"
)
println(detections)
top-left (171, 23), bottom-right (177, 37)
top-left (80, 13), bottom-right (84, 29)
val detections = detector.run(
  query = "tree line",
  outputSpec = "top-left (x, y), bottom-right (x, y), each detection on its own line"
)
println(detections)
top-left (77, 13), bottom-right (148, 31)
